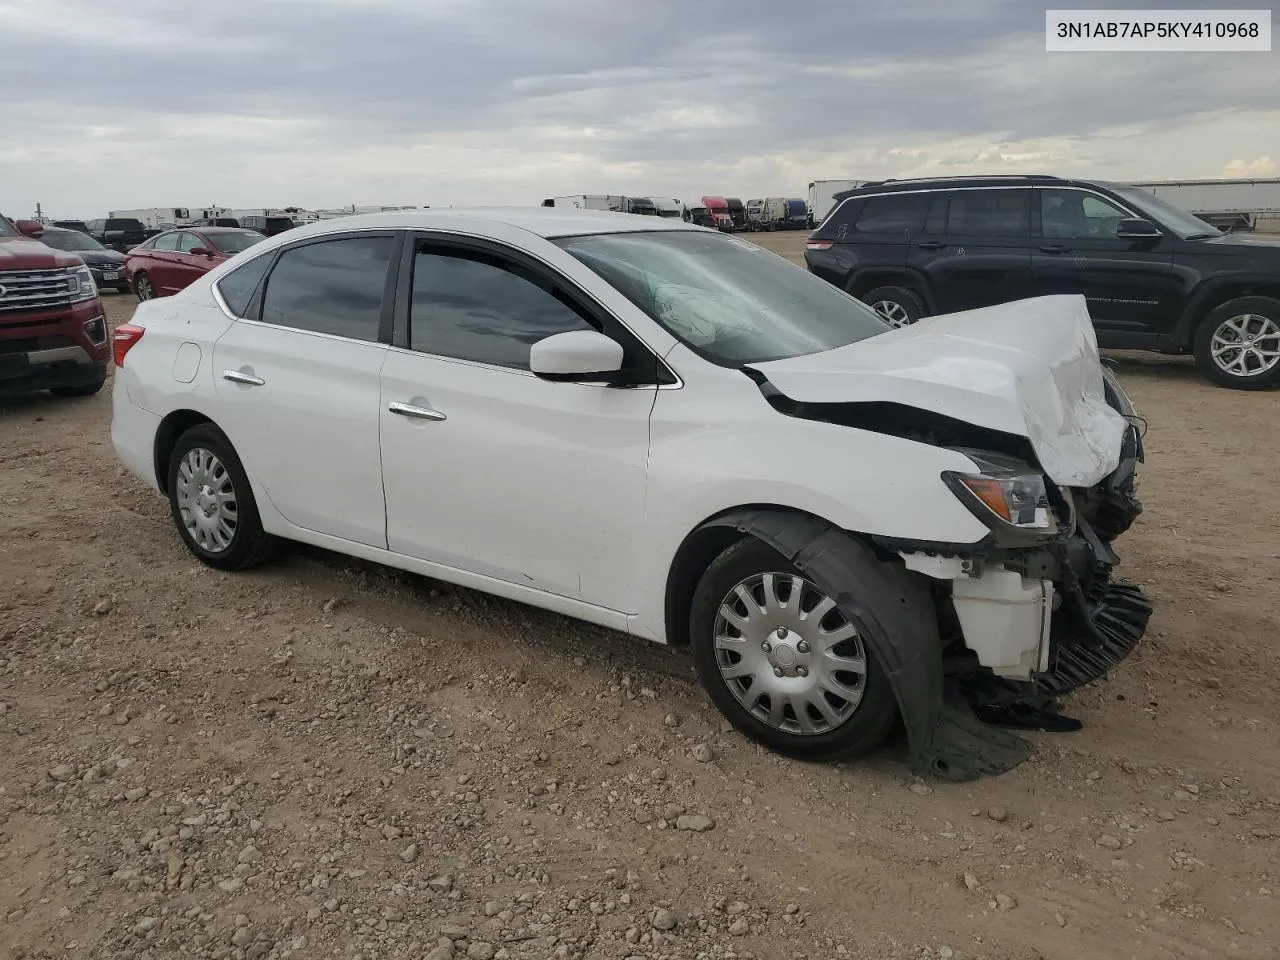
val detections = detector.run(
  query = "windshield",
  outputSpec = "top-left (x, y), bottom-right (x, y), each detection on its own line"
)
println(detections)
top-left (1110, 187), bottom-right (1222, 239)
top-left (207, 230), bottom-right (264, 254)
top-left (555, 230), bottom-right (890, 366)
top-left (41, 230), bottom-right (106, 252)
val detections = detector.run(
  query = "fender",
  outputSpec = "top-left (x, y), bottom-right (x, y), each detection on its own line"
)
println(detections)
top-left (699, 508), bottom-right (1031, 781)
top-left (844, 266), bottom-right (939, 314)
top-left (1160, 274), bottom-right (1280, 351)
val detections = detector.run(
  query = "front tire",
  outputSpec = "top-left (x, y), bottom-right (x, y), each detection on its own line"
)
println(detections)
top-left (167, 423), bottom-right (276, 571)
top-left (689, 538), bottom-right (898, 761)
top-left (860, 285), bottom-right (928, 328)
top-left (1193, 296), bottom-right (1280, 390)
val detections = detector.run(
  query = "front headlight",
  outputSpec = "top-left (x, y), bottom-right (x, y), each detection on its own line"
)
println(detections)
top-left (68, 265), bottom-right (98, 303)
top-left (942, 451), bottom-right (1059, 536)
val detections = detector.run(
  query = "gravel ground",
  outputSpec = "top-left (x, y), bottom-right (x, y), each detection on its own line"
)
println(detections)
top-left (2, 236), bottom-right (1279, 960)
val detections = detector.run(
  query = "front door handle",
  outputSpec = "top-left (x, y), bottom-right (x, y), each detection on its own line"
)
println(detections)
top-left (223, 369), bottom-right (265, 386)
top-left (388, 400), bottom-right (447, 422)
top-left (916, 241), bottom-right (944, 250)
top-left (1039, 244), bottom-right (1068, 254)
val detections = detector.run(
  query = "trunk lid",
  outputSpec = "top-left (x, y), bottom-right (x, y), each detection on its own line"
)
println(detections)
top-left (745, 294), bottom-right (1129, 488)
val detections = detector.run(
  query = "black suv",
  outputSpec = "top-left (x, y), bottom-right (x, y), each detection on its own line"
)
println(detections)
top-left (804, 174), bottom-right (1280, 390)
top-left (84, 217), bottom-right (151, 253)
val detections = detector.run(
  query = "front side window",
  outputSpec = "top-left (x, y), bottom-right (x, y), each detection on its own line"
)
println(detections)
top-left (259, 236), bottom-right (393, 340)
top-left (556, 230), bottom-right (889, 367)
top-left (945, 189), bottom-right (1030, 238)
top-left (152, 233), bottom-right (181, 252)
top-left (1041, 189), bottom-right (1130, 239)
top-left (409, 247), bottom-right (595, 369)
top-left (177, 233), bottom-right (205, 253)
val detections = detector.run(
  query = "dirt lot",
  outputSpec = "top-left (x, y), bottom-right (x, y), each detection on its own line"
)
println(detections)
top-left (2, 235), bottom-right (1279, 960)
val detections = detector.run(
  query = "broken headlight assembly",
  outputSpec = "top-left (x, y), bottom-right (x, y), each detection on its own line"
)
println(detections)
top-left (942, 451), bottom-right (1067, 542)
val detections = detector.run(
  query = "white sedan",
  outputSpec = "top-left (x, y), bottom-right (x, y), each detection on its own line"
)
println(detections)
top-left (111, 208), bottom-right (1152, 781)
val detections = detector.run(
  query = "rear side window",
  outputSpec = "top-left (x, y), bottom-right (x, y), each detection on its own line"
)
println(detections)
top-left (152, 234), bottom-right (181, 251)
top-left (215, 254), bottom-right (272, 318)
top-left (259, 236), bottom-right (393, 341)
top-left (854, 194), bottom-right (929, 234)
top-left (945, 190), bottom-right (1030, 237)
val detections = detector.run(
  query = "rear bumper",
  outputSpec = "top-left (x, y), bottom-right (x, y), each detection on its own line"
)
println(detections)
top-left (111, 379), bottom-right (162, 492)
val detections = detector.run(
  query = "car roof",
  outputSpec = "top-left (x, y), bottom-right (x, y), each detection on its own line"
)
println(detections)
top-left (838, 174), bottom-right (1119, 198)
top-left (270, 207), bottom-right (701, 241)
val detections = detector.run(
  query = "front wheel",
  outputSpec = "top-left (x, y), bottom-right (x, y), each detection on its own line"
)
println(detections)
top-left (167, 423), bottom-right (277, 570)
top-left (1193, 296), bottom-right (1280, 390)
top-left (689, 539), bottom-right (898, 761)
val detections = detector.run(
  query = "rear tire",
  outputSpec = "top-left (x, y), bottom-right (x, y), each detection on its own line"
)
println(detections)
top-left (134, 273), bottom-right (154, 301)
top-left (689, 538), bottom-right (898, 762)
top-left (860, 285), bottom-right (928, 328)
top-left (166, 423), bottom-right (277, 571)
top-left (1193, 296), bottom-right (1280, 390)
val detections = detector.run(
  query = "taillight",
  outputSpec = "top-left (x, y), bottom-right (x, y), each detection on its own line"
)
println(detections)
top-left (805, 240), bottom-right (833, 251)
top-left (112, 324), bottom-right (145, 367)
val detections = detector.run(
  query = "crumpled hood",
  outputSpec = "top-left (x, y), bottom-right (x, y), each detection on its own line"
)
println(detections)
top-left (746, 294), bottom-right (1129, 488)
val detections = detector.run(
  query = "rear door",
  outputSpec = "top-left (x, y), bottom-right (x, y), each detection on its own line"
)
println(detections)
top-left (907, 188), bottom-right (1035, 313)
top-left (813, 192), bottom-right (926, 294)
top-left (212, 231), bottom-right (400, 547)
top-left (1031, 187), bottom-right (1177, 347)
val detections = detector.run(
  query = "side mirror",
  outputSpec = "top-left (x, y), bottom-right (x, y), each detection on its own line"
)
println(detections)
top-left (16, 219), bottom-right (44, 239)
top-left (1116, 218), bottom-right (1161, 239)
top-left (529, 330), bottom-right (625, 382)
top-left (189, 246), bottom-right (215, 257)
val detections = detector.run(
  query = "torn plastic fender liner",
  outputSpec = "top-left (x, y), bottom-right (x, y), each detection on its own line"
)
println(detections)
top-left (701, 508), bottom-right (1031, 781)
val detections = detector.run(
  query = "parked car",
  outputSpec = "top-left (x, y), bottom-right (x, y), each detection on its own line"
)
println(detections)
top-left (0, 214), bottom-right (110, 398)
top-left (125, 227), bottom-right (265, 301)
top-left (84, 217), bottom-right (151, 253)
top-left (239, 214), bottom-right (296, 236)
top-left (110, 208), bottom-right (1150, 780)
top-left (38, 226), bottom-right (130, 293)
top-left (804, 174), bottom-right (1280, 389)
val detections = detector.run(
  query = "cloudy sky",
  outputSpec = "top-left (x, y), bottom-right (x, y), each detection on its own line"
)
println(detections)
top-left (2, 0), bottom-right (1277, 219)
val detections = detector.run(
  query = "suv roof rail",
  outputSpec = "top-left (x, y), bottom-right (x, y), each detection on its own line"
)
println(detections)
top-left (861, 174), bottom-right (1064, 188)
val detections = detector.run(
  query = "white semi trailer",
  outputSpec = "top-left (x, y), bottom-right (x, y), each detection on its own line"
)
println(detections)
top-left (1128, 178), bottom-right (1280, 232)
top-left (806, 180), bottom-right (868, 228)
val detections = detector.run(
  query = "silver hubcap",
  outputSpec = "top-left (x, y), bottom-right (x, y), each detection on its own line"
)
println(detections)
top-left (871, 300), bottom-right (912, 328)
top-left (137, 278), bottom-right (151, 300)
top-left (175, 447), bottom-right (238, 553)
top-left (713, 573), bottom-right (867, 736)
top-left (1210, 313), bottom-right (1280, 378)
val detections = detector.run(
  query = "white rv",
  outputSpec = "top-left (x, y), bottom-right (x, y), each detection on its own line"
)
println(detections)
top-left (806, 180), bottom-right (868, 228)
top-left (1127, 178), bottom-right (1280, 232)
top-left (108, 206), bottom-right (236, 229)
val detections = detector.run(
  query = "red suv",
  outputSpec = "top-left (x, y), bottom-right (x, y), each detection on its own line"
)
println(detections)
top-left (0, 215), bottom-right (110, 399)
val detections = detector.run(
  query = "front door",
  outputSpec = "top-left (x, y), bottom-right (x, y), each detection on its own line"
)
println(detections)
top-left (211, 232), bottom-right (399, 547)
top-left (908, 188), bottom-right (1035, 314)
top-left (1031, 187), bottom-right (1178, 348)
top-left (378, 238), bottom-right (654, 611)
top-left (173, 232), bottom-right (214, 293)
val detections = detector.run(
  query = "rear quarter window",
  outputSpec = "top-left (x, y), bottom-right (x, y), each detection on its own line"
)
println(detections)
top-left (215, 253), bottom-right (273, 319)
top-left (945, 189), bottom-right (1030, 238)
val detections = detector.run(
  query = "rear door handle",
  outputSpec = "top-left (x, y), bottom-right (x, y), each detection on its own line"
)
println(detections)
top-left (388, 400), bottom-right (447, 422)
top-left (916, 241), bottom-right (944, 250)
top-left (1039, 244), bottom-right (1068, 254)
top-left (223, 369), bottom-right (265, 386)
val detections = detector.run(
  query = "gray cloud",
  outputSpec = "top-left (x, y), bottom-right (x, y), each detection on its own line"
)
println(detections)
top-left (1, 0), bottom-right (1276, 215)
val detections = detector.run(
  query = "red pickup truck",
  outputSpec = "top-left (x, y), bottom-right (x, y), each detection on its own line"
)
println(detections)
top-left (0, 214), bottom-right (110, 399)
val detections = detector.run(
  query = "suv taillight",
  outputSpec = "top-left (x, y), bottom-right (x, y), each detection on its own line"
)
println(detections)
top-left (112, 324), bottom-right (145, 367)
top-left (805, 240), bottom-right (833, 251)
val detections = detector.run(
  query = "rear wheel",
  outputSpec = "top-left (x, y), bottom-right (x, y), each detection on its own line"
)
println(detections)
top-left (167, 423), bottom-right (277, 571)
top-left (1193, 296), bottom-right (1280, 390)
top-left (689, 539), bottom-right (898, 761)
top-left (134, 273), bottom-right (154, 301)
top-left (860, 284), bottom-right (928, 328)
